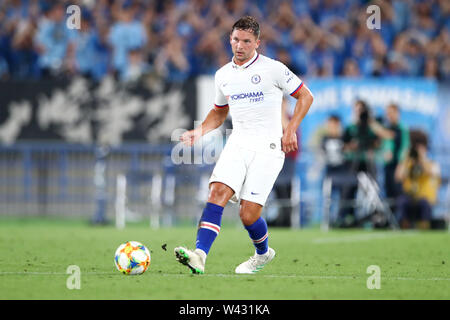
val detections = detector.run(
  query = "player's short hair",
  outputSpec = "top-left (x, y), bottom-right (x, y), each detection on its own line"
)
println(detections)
top-left (231, 16), bottom-right (260, 39)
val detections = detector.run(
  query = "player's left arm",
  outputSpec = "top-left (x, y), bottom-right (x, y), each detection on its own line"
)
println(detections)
top-left (282, 84), bottom-right (314, 153)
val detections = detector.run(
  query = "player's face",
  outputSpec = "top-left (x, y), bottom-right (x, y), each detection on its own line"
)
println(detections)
top-left (230, 29), bottom-right (260, 65)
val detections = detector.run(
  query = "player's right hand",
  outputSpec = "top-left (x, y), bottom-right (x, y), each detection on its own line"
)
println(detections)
top-left (180, 129), bottom-right (200, 146)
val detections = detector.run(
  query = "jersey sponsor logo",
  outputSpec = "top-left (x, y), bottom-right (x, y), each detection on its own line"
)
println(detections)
top-left (230, 91), bottom-right (264, 103)
top-left (251, 74), bottom-right (261, 84)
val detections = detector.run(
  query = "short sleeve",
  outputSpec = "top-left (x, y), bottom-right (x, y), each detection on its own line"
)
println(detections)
top-left (273, 61), bottom-right (303, 97)
top-left (214, 73), bottom-right (228, 108)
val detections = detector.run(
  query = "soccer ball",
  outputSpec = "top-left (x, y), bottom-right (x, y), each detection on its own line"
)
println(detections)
top-left (114, 241), bottom-right (151, 275)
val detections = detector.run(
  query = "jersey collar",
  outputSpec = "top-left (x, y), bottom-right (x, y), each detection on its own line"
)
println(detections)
top-left (231, 51), bottom-right (259, 69)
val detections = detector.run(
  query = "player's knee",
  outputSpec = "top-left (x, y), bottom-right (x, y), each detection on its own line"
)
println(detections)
top-left (239, 210), bottom-right (258, 226)
top-left (207, 183), bottom-right (233, 206)
top-left (239, 200), bottom-right (263, 226)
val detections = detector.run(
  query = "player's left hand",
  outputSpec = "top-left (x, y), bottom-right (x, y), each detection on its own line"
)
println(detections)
top-left (281, 130), bottom-right (298, 154)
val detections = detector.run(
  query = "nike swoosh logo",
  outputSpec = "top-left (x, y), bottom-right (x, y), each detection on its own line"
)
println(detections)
top-left (251, 192), bottom-right (259, 195)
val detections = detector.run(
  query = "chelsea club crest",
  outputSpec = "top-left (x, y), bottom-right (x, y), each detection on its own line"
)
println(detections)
top-left (251, 74), bottom-right (261, 84)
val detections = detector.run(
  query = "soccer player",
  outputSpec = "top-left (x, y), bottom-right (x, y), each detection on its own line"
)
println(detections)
top-left (174, 16), bottom-right (314, 274)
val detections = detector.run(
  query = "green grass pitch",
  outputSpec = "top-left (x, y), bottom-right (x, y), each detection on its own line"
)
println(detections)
top-left (0, 218), bottom-right (449, 300)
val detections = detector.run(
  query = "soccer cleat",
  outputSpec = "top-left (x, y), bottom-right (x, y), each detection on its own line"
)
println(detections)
top-left (174, 247), bottom-right (205, 274)
top-left (235, 247), bottom-right (276, 274)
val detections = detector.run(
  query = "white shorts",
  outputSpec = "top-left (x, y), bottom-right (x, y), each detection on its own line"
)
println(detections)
top-left (209, 134), bottom-right (285, 206)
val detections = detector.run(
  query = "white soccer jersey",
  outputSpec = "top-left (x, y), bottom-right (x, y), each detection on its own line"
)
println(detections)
top-left (214, 51), bottom-right (303, 152)
top-left (209, 52), bottom-right (303, 205)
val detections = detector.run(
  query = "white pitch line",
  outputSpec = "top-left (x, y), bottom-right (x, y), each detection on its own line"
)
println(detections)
top-left (186, 274), bottom-right (450, 282)
top-left (1, 271), bottom-right (449, 282)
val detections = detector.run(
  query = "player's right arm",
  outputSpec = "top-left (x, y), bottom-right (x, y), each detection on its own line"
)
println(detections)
top-left (180, 106), bottom-right (229, 146)
top-left (180, 71), bottom-right (229, 147)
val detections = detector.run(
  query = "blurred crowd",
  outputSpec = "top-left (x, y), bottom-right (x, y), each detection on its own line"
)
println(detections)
top-left (0, 0), bottom-right (449, 83)
top-left (319, 100), bottom-right (441, 229)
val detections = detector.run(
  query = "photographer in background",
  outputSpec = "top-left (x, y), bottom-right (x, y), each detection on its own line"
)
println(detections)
top-left (343, 100), bottom-right (380, 176)
top-left (337, 100), bottom-right (380, 227)
top-left (395, 130), bottom-right (440, 229)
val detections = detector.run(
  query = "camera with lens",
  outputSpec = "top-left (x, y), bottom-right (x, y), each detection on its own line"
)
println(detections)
top-left (354, 100), bottom-right (375, 150)
top-left (408, 146), bottom-right (423, 179)
top-left (409, 146), bottom-right (419, 160)
top-left (407, 129), bottom-right (429, 179)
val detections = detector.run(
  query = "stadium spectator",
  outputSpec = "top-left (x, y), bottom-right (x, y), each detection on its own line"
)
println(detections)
top-left (192, 26), bottom-right (227, 75)
top-left (276, 46), bottom-right (300, 76)
top-left (154, 30), bottom-right (191, 82)
top-left (108, 3), bottom-right (147, 78)
top-left (424, 56), bottom-right (439, 79)
top-left (122, 46), bottom-right (151, 82)
top-left (8, 1), bottom-right (40, 79)
top-left (66, 10), bottom-right (108, 80)
top-left (0, 0), bottom-right (448, 82)
top-left (341, 58), bottom-right (360, 77)
top-left (33, 3), bottom-right (71, 77)
top-left (395, 129), bottom-right (441, 229)
top-left (403, 38), bottom-right (425, 76)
